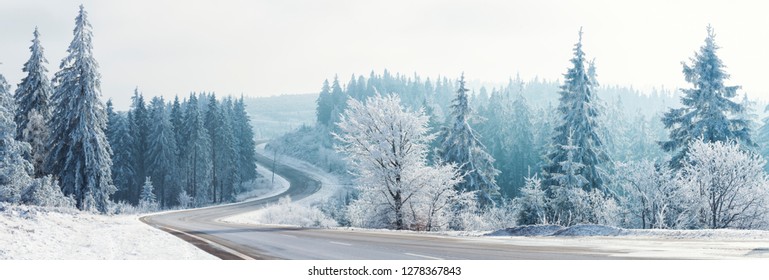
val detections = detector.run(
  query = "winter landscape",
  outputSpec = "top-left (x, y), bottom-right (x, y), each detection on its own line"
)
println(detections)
top-left (3, 1), bottom-right (769, 264)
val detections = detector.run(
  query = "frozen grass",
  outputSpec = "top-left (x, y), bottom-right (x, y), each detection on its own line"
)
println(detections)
top-left (0, 203), bottom-right (216, 260)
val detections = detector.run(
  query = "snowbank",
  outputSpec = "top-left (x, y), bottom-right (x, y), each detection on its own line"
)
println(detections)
top-left (489, 223), bottom-right (769, 239)
top-left (487, 225), bottom-right (565, 236)
top-left (0, 203), bottom-right (216, 260)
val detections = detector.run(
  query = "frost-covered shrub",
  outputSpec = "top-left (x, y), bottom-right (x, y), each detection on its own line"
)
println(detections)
top-left (611, 160), bottom-right (693, 229)
top-left (258, 196), bottom-right (337, 228)
top-left (677, 140), bottom-right (769, 229)
top-left (20, 175), bottom-right (75, 208)
top-left (177, 190), bottom-right (192, 209)
top-left (513, 176), bottom-right (548, 225)
top-left (548, 186), bottom-right (620, 227)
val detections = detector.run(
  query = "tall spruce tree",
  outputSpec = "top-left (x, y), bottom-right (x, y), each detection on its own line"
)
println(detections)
top-left (437, 74), bottom-right (500, 207)
top-left (542, 28), bottom-right (607, 191)
top-left (660, 25), bottom-right (753, 167)
top-left (14, 28), bottom-right (53, 176)
top-left (233, 96), bottom-right (258, 186)
top-left (316, 79), bottom-right (333, 126)
top-left (1, 73), bottom-right (34, 203)
top-left (46, 5), bottom-right (115, 212)
top-left (182, 93), bottom-right (211, 204)
top-left (128, 88), bottom-right (149, 203)
top-left (147, 97), bottom-right (178, 207)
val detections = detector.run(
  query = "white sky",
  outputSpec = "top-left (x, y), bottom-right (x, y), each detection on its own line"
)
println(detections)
top-left (1, 0), bottom-right (768, 110)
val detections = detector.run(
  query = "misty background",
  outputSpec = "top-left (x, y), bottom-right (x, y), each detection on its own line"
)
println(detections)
top-left (1, 0), bottom-right (769, 110)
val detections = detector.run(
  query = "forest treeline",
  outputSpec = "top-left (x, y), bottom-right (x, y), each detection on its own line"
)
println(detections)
top-left (273, 26), bottom-right (769, 231)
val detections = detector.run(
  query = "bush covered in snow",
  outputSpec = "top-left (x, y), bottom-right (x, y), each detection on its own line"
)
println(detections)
top-left (257, 196), bottom-right (337, 228)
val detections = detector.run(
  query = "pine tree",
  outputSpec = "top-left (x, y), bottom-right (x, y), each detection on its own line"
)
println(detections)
top-left (204, 94), bottom-right (236, 203)
top-left (106, 109), bottom-right (135, 203)
top-left (437, 74), bottom-right (500, 207)
top-left (14, 27), bottom-right (53, 176)
top-left (147, 97), bottom-right (178, 207)
top-left (1, 73), bottom-right (34, 203)
top-left (661, 25), bottom-right (753, 167)
top-left (542, 28), bottom-right (607, 191)
top-left (45, 5), bottom-right (115, 212)
top-left (233, 96), bottom-right (258, 186)
top-left (182, 94), bottom-right (211, 205)
top-left (128, 87), bottom-right (149, 203)
top-left (508, 93), bottom-right (537, 196)
top-left (138, 176), bottom-right (158, 210)
top-left (316, 79), bottom-right (333, 126)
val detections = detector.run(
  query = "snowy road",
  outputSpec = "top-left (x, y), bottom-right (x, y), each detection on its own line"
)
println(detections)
top-left (141, 150), bottom-right (648, 260)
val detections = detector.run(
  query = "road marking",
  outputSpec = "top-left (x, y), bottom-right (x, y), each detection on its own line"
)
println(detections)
top-left (160, 226), bottom-right (256, 260)
top-left (330, 241), bottom-right (352, 246)
top-left (404, 253), bottom-right (444, 260)
top-left (279, 234), bottom-right (297, 238)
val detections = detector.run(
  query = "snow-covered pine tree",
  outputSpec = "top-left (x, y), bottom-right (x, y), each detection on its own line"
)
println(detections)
top-left (138, 176), bottom-right (158, 211)
top-left (45, 5), bottom-right (115, 212)
top-left (204, 94), bottom-right (236, 203)
top-left (0, 72), bottom-right (34, 203)
top-left (233, 96), bottom-right (258, 187)
top-left (316, 79), bottom-right (333, 126)
top-left (508, 93), bottom-right (538, 196)
top-left (14, 27), bottom-right (53, 176)
top-left (182, 93), bottom-right (211, 205)
top-left (106, 102), bottom-right (135, 203)
top-left (437, 74), bottom-right (500, 207)
top-left (128, 87), bottom-right (149, 203)
top-left (660, 25), bottom-right (753, 168)
top-left (147, 97), bottom-right (178, 208)
top-left (542, 28), bottom-right (607, 191)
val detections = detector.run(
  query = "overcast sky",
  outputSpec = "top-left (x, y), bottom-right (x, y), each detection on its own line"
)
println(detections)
top-left (1, 0), bottom-right (768, 110)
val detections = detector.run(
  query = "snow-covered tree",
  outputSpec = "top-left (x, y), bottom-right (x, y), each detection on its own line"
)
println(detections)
top-left (437, 74), bottom-right (500, 207)
top-left (46, 5), bottom-right (115, 212)
top-left (128, 88), bottom-right (149, 203)
top-left (542, 28), bottom-right (607, 191)
top-left (14, 27), bottom-right (52, 176)
top-left (106, 106), bottom-right (135, 203)
top-left (232, 97), bottom-right (258, 187)
top-left (335, 94), bottom-right (463, 230)
top-left (547, 133), bottom-right (619, 226)
top-left (182, 94), bottom-right (211, 205)
top-left (677, 140), bottom-right (769, 229)
top-left (316, 79), bottom-right (333, 126)
top-left (138, 176), bottom-right (158, 211)
top-left (147, 97), bottom-right (178, 207)
top-left (205, 94), bottom-right (236, 203)
top-left (612, 160), bottom-right (691, 229)
top-left (1, 73), bottom-right (34, 203)
top-left (513, 176), bottom-right (548, 225)
top-left (661, 26), bottom-right (753, 168)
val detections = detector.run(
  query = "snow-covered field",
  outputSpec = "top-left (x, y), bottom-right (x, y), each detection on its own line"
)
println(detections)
top-left (0, 203), bottom-right (216, 259)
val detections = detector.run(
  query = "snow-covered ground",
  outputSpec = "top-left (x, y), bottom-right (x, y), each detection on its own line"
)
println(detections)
top-left (0, 203), bottom-right (216, 260)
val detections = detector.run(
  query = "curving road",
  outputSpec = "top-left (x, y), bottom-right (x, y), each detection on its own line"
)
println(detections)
top-left (142, 152), bottom-right (644, 260)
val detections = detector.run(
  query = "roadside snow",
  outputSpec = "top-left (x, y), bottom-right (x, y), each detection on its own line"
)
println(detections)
top-left (489, 224), bottom-right (769, 239)
top-left (0, 203), bottom-right (216, 260)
